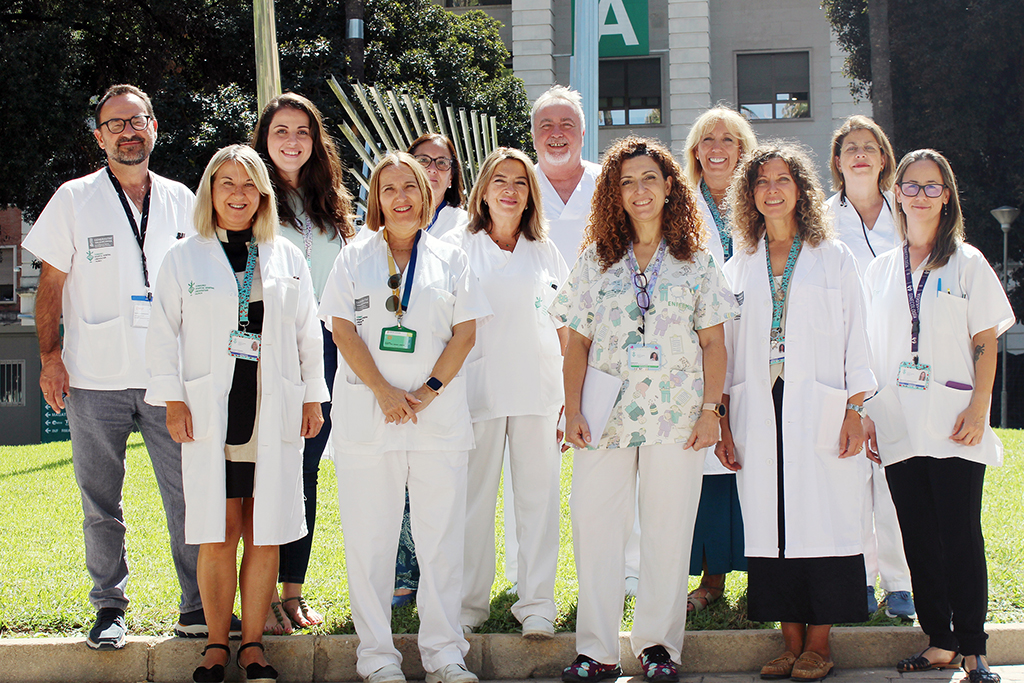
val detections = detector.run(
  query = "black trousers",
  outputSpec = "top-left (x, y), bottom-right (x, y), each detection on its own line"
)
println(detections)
top-left (885, 456), bottom-right (989, 655)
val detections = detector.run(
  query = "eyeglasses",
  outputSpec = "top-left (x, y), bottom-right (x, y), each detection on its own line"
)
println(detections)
top-left (97, 114), bottom-right (153, 134)
top-left (897, 182), bottom-right (946, 198)
top-left (633, 272), bottom-right (650, 311)
top-left (414, 154), bottom-right (453, 171)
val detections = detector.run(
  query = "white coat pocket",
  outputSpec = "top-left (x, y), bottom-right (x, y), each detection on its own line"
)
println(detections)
top-left (812, 381), bottom-right (848, 453)
top-left (76, 317), bottom-right (130, 380)
top-left (281, 380), bottom-right (306, 443)
top-left (865, 384), bottom-right (911, 462)
top-left (335, 376), bottom-right (383, 445)
top-left (927, 381), bottom-right (972, 439)
top-left (278, 278), bottom-right (300, 320)
top-left (183, 374), bottom-right (216, 441)
top-left (464, 357), bottom-right (491, 420)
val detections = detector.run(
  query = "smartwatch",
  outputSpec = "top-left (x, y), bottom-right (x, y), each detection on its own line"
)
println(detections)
top-left (702, 402), bottom-right (727, 418)
top-left (426, 376), bottom-right (444, 394)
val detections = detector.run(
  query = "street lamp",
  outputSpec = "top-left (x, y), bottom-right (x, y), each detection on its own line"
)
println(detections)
top-left (991, 205), bottom-right (1020, 428)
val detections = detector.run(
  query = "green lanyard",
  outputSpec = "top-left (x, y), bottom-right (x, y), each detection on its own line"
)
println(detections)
top-left (766, 234), bottom-right (801, 350)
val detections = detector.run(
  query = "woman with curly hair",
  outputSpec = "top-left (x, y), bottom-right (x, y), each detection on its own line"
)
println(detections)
top-left (251, 92), bottom-right (355, 632)
top-left (550, 136), bottom-right (737, 683)
top-left (715, 142), bottom-right (876, 682)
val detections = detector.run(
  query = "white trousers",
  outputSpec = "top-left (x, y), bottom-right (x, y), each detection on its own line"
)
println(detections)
top-left (571, 442), bottom-right (704, 665)
top-left (462, 415), bottom-right (561, 627)
top-left (336, 450), bottom-right (470, 677)
top-left (860, 460), bottom-right (912, 592)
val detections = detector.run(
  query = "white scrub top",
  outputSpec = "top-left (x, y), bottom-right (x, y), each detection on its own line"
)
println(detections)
top-left (550, 242), bottom-right (738, 449)
top-left (864, 243), bottom-right (1014, 467)
top-left (427, 203), bottom-right (469, 240)
top-left (536, 161), bottom-right (601, 268)
top-left (826, 191), bottom-right (898, 276)
top-left (319, 229), bottom-right (493, 455)
top-left (443, 227), bottom-right (569, 422)
top-left (22, 168), bottom-right (195, 390)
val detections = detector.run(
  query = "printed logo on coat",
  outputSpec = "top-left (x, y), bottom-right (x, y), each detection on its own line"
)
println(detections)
top-left (187, 281), bottom-right (215, 296)
top-left (88, 235), bottom-right (115, 249)
top-left (355, 295), bottom-right (370, 311)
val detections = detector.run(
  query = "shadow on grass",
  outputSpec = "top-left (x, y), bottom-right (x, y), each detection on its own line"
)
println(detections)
top-left (0, 456), bottom-right (72, 480)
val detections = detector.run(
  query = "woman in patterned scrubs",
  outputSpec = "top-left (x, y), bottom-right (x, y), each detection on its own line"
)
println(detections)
top-left (551, 136), bottom-right (737, 683)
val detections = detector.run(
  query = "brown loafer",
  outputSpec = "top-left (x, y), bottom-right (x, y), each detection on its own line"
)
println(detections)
top-left (791, 651), bottom-right (834, 681)
top-left (759, 651), bottom-right (797, 680)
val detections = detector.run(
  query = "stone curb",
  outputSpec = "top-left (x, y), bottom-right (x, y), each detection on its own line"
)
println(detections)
top-left (1, 625), bottom-right (1021, 682)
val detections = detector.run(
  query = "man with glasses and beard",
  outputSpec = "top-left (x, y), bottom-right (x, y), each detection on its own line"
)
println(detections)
top-left (22, 84), bottom-right (218, 650)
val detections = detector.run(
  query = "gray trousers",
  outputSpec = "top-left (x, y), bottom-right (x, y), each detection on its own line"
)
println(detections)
top-left (65, 388), bottom-right (201, 613)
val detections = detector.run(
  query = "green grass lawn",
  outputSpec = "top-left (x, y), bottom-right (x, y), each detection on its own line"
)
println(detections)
top-left (1, 431), bottom-right (1022, 638)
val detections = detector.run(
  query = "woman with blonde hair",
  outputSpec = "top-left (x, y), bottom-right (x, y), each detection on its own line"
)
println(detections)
top-left (680, 105), bottom-right (756, 613)
top-left (252, 91), bottom-right (355, 632)
top-left (442, 147), bottom-right (568, 639)
top-left (552, 136), bottom-right (736, 683)
top-left (863, 149), bottom-right (1012, 683)
top-left (319, 152), bottom-right (490, 683)
top-left (717, 141), bottom-right (875, 682)
top-left (147, 144), bottom-right (328, 682)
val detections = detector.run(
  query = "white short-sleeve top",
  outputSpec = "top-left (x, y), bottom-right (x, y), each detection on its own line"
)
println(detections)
top-left (826, 191), bottom-right (898, 277)
top-left (443, 226), bottom-right (569, 421)
top-left (22, 169), bottom-right (195, 390)
top-left (549, 242), bottom-right (738, 449)
top-left (318, 229), bottom-right (492, 455)
top-left (864, 243), bottom-right (1014, 466)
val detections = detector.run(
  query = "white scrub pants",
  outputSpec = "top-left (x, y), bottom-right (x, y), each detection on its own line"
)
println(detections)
top-left (336, 450), bottom-right (470, 677)
top-left (571, 442), bottom-right (704, 665)
top-left (860, 460), bottom-right (912, 592)
top-left (462, 415), bottom-right (560, 628)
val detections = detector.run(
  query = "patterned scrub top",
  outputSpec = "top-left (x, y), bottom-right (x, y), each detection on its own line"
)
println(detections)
top-left (549, 242), bottom-right (738, 449)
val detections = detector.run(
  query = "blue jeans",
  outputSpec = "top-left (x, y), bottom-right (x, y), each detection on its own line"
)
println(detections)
top-left (65, 388), bottom-right (201, 613)
top-left (279, 320), bottom-right (337, 584)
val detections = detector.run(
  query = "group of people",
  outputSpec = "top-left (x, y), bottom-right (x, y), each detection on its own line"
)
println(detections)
top-left (24, 80), bottom-right (1012, 683)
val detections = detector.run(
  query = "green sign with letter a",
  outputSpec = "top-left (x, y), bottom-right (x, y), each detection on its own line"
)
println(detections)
top-left (572, 0), bottom-right (650, 58)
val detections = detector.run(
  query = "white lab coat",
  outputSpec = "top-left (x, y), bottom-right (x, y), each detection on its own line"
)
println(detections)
top-left (22, 169), bottom-right (195, 390)
top-left (442, 227), bottom-right (568, 421)
top-left (536, 161), bottom-right (601, 267)
top-left (145, 235), bottom-right (329, 546)
top-left (863, 243), bottom-right (1014, 467)
top-left (826, 192), bottom-right (898, 278)
top-left (318, 229), bottom-right (493, 456)
top-left (724, 237), bottom-right (876, 559)
top-left (428, 204), bottom-right (469, 240)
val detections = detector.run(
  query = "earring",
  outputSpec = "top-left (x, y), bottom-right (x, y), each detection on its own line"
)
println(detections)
top-left (664, 197), bottom-right (669, 204)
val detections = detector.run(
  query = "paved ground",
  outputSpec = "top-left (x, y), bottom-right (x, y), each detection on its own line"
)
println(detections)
top-left (484, 671), bottom-right (1024, 683)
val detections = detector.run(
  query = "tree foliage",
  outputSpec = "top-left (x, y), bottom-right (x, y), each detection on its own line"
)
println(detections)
top-left (823, 0), bottom-right (1024, 315)
top-left (0, 0), bottom-right (530, 220)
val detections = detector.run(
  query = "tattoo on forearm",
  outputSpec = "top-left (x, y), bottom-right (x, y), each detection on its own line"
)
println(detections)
top-left (974, 343), bottom-right (985, 363)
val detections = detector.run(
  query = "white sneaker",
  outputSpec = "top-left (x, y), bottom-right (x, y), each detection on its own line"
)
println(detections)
top-left (521, 614), bottom-right (554, 640)
top-left (624, 576), bottom-right (639, 598)
top-left (425, 663), bottom-right (479, 683)
top-left (366, 663), bottom-right (406, 683)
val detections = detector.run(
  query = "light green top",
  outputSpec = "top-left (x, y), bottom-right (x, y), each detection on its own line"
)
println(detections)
top-left (278, 190), bottom-right (344, 302)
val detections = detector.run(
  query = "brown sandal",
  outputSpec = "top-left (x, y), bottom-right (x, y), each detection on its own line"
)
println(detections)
top-left (685, 584), bottom-right (724, 613)
top-left (282, 595), bottom-right (323, 628)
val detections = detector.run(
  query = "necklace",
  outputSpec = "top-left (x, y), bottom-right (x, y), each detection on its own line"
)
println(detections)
top-left (488, 228), bottom-right (518, 251)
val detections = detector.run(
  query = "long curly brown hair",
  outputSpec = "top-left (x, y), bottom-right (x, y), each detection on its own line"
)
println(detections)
top-left (728, 141), bottom-right (832, 253)
top-left (582, 136), bottom-right (705, 271)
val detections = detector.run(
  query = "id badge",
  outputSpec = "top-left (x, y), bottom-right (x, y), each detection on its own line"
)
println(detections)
top-left (380, 326), bottom-right (416, 353)
top-left (896, 361), bottom-right (930, 390)
top-left (228, 330), bottom-right (261, 361)
top-left (628, 343), bottom-right (661, 370)
top-left (130, 296), bottom-right (151, 329)
top-left (769, 338), bottom-right (785, 366)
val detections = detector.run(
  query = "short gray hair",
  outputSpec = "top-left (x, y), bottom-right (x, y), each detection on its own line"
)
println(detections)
top-left (531, 85), bottom-right (585, 135)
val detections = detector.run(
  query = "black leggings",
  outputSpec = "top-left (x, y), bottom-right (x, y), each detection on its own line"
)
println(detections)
top-left (886, 456), bottom-right (988, 656)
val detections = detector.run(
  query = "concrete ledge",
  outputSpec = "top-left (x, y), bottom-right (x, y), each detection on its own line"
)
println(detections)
top-left (1, 625), bottom-right (1022, 682)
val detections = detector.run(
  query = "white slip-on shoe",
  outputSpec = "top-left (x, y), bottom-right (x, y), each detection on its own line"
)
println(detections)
top-left (366, 663), bottom-right (406, 683)
top-left (425, 663), bottom-right (479, 683)
top-left (461, 624), bottom-right (475, 636)
top-left (521, 614), bottom-right (555, 640)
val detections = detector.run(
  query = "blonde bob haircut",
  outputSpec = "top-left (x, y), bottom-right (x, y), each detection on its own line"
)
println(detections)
top-left (683, 106), bottom-right (757, 190)
top-left (365, 152), bottom-right (433, 233)
top-left (728, 141), bottom-right (833, 253)
top-left (892, 149), bottom-right (964, 271)
top-left (194, 144), bottom-right (278, 243)
top-left (829, 115), bottom-right (897, 194)
top-left (467, 148), bottom-right (548, 242)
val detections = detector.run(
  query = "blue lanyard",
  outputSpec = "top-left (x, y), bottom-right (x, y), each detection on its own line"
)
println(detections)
top-left (766, 235), bottom-right (801, 341)
top-left (701, 179), bottom-right (732, 261)
top-left (627, 239), bottom-right (667, 315)
top-left (903, 243), bottom-right (930, 363)
top-left (427, 200), bottom-right (448, 232)
top-left (385, 231), bottom-right (421, 326)
top-left (237, 241), bottom-right (258, 330)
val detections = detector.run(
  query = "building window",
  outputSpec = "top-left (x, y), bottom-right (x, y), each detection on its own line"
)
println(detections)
top-left (1, 360), bottom-right (25, 407)
top-left (0, 246), bottom-right (15, 303)
top-left (599, 58), bottom-right (662, 127)
top-left (737, 52), bottom-right (810, 120)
